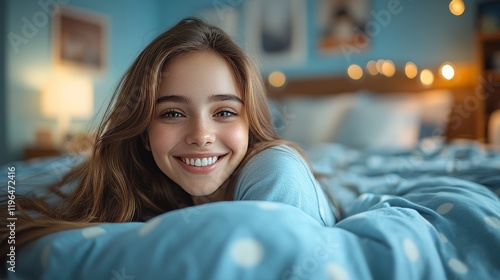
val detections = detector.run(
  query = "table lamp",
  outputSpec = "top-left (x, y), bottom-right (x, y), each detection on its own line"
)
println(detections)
top-left (40, 75), bottom-right (94, 146)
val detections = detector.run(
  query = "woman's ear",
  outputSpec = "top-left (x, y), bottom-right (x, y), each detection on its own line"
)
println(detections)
top-left (141, 133), bottom-right (151, 151)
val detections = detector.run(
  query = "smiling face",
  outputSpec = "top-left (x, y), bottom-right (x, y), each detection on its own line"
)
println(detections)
top-left (147, 51), bottom-right (249, 201)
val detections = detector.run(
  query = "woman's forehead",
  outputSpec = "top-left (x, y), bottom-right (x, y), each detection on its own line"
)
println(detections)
top-left (157, 51), bottom-right (243, 100)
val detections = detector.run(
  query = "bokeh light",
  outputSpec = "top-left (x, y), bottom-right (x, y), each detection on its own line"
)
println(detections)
top-left (366, 60), bottom-right (378, 75)
top-left (381, 60), bottom-right (396, 77)
top-left (440, 63), bottom-right (455, 80)
top-left (268, 71), bottom-right (286, 88)
top-left (420, 69), bottom-right (434, 86)
top-left (404, 62), bottom-right (418, 79)
top-left (449, 0), bottom-right (465, 16)
top-left (347, 64), bottom-right (363, 80)
top-left (376, 59), bottom-right (385, 74)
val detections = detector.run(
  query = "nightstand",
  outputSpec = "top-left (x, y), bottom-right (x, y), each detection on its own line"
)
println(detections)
top-left (24, 147), bottom-right (62, 160)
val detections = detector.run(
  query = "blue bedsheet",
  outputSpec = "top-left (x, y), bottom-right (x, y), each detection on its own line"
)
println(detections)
top-left (2, 139), bottom-right (500, 279)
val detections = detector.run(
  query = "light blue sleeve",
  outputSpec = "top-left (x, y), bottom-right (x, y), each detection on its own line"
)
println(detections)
top-left (233, 145), bottom-right (336, 226)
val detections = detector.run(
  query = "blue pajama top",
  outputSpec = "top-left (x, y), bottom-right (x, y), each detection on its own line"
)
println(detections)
top-left (233, 145), bottom-right (337, 226)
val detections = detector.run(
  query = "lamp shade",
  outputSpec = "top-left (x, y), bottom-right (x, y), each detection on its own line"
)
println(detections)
top-left (41, 76), bottom-right (94, 119)
top-left (40, 75), bottom-right (94, 143)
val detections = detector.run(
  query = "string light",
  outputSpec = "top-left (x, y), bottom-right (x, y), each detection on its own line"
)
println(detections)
top-left (449, 0), bottom-right (465, 16)
top-left (366, 60), bottom-right (378, 75)
top-left (381, 60), bottom-right (396, 77)
top-left (440, 63), bottom-right (455, 80)
top-left (347, 64), bottom-right (363, 80)
top-left (376, 59), bottom-right (385, 74)
top-left (268, 71), bottom-right (286, 88)
top-left (420, 69), bottom-right (434, 86)
top-left (404, 62), bottom-right (418, 79)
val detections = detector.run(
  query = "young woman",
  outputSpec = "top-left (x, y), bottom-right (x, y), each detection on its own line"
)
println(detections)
top-left (0, 18), bottom-right (337, 258)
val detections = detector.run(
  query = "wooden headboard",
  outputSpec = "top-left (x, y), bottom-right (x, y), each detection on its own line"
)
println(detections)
top-left (266, 63), bottom-right (485, 141)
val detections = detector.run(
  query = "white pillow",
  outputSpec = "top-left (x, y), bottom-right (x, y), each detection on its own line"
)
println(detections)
top-left (415, 89), bottom-right (453, 138)
top-left (332, 93), bottom-right (421, 151)
top-left (271, 94), bottom-right (356, 148)
top-left (269, 90), bottom-right (451, 151)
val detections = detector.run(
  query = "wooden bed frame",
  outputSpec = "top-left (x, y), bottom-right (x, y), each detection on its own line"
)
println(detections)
top-left (266, 63), bottom-right (485, 142)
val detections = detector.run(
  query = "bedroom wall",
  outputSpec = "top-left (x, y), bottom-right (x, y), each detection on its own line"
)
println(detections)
top-left (293, 0), bottom-right (477, 78)
top-left (159, 0), bottom-right (478, 78)
top-left (2, 0), bottom-right (162, 164)
top-left (1, 0), bottom-right (480, 164)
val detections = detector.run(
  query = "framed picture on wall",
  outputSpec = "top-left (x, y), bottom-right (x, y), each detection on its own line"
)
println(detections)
top-left (245, 0), bottom-right (306, 69)
top-left (317, 0), bottom-right (370, 54)
top-left (53, 7), bottom-right (107, 73)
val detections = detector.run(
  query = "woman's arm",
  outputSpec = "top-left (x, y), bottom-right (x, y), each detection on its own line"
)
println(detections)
top-left (233, 145), bottom-right (336, 226)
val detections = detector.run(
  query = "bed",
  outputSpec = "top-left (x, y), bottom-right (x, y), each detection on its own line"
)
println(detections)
top-left (2, 73), bottom-right (500, 279)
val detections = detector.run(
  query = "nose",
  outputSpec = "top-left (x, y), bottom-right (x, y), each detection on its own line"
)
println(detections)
top-left (185, 117), bottom-right (216, 146)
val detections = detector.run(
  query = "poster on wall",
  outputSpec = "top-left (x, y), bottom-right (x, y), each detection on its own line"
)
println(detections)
top-left (245, 0), bottom-right (306, 69)
top-left (53, 7), bottom-right (107, 73)
top-left (317, 0), bottom-right (370, 54)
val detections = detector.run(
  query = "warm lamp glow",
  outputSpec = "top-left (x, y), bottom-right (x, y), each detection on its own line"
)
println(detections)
top-left (449, 0), bottom-right (465, 16)
top-left (404, 62), bottom-right (418, 79)
top-left (440, 63), bottom-right (455, 80)
top-left (268, 71), bottom-right (287, 88)
top-left (347, 64), bottom-right (363, 80)
top-left (420, 69), bottom-right (434, 86)
top-left (41, 75), bottom-right (94, 142)
top-left (381, 60), bottom-right (396, 77)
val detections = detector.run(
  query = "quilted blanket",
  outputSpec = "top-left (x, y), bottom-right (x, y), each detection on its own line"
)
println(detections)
top-left (2, 139), bottom-right (499, 279)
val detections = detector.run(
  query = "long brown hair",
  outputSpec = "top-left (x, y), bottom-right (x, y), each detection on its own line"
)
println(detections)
top-left (0, 18), bottom-right (299, 257)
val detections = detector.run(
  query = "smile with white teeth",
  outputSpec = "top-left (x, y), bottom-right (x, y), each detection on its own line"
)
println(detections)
top-left (181, 156), bottom-right (219, 167)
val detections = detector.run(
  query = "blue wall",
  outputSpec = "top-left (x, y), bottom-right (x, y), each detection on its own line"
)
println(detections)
top-left (1, 0), bottom-right (480, 164)
top-left (294, 0), bottom-right (476, 78)
top-left (3, 0), bottom-right (161, 164)
top-left (156, 0), bottom-right (477, 78)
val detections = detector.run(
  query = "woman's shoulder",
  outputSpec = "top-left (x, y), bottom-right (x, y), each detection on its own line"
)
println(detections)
top-left (233, 144), bottom-right (337, 226)
top-left (235, 144), bottom-right (312, 187)
top-left (246, 144), bottom-right (305, 166)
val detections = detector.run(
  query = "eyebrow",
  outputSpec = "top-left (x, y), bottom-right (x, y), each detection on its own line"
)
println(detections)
top-left (155, 95), bottom-right (188, 104)
top-left (155, 94), bottom-right (243, 105)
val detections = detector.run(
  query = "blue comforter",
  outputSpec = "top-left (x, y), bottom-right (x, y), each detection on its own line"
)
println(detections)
top-left (3, 139), bottom-right (500, 279)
